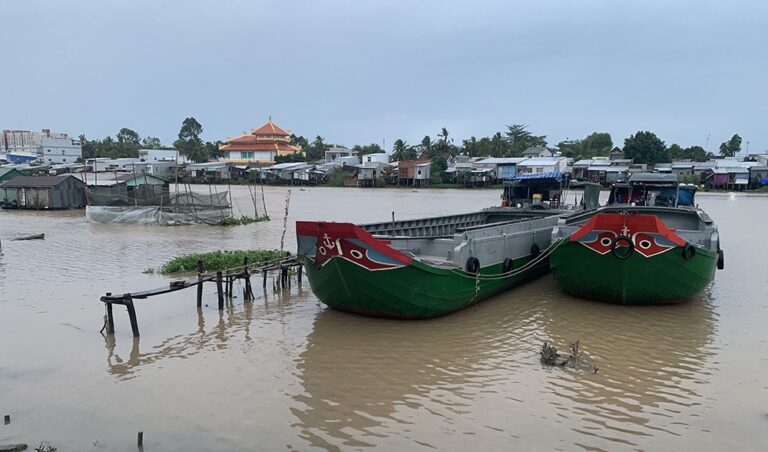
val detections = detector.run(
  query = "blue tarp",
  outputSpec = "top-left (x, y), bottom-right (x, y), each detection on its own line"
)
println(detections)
top-left (677, 187), bottom-right (696, 206)
top-left (760, 177), bottom-right (768, 186)
top-left (513, 172), bottom-right (562, 181)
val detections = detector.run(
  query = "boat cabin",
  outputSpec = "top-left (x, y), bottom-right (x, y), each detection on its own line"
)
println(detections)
top-left (608, 173), bottom-right (696, 208)
top-left (502, 172), bottom-right (567, 208)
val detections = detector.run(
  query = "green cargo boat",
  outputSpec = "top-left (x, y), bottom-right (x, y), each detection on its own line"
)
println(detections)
top-left (549, 173), bottom-right (724, 304)
top-left (297, 173), bottom-right (598, 318)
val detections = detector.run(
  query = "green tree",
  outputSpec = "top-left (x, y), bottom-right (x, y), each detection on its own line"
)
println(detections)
top-left (115, 128), bottom-right (141, 157)
top-left (557, 140), bottom-right (583, 159)
top-left (667, 143), bottom-right (685, 160)
top-left (623, 131), bottom-right (669, 165)
top-left (431, 155), bottom-right (448, 183)
top-left (685, 145), bottom-right (710, 162)
top-left (505, 124), bottom-right (547, 156)
top-left (352, 143), bottom-right (384, 156)
top-left (391, 139), bottom-right (416, 161)
top-left (418, 135), bottom-right (432, 158)
top-left (290, 134), bottom-right (310, 159)
top-left (461, 136), bottom-right (479, 157)
top-left (582, 132), bottom-right (612, 157)
top-left (141, 136), bottom-right (162, 149)
top-left (308, 135), bottom-right (328, 161)
top-left (205, 140), bottom-right (224, 160)
top-left (174, 117), bottom-right (208, 163)
top-left (117, 128), bottom-right (140, 145)
top-left (429, 127), bottom-right (457, 158)
top-left (491, 132), bottom-right (508, 157)
top-left (719, 134), bottom-right (742, 157)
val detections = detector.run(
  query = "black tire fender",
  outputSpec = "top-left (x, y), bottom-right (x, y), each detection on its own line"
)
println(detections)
top-left (502, 258), bottom-right (514, 273)
top-left (717, 249), bottom-right (725, 270)
top-left (682, 243), bottom-right (696, 260)
top-left (610, 235), bottom-right (634, 260)
top-left (530, 243), bottom-right (541, 257)
top-left (466, 257), bottom-right (480, 275)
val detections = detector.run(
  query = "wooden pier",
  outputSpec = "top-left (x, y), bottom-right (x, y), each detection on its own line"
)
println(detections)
top-left (100, 256), bottom-right (303, 337)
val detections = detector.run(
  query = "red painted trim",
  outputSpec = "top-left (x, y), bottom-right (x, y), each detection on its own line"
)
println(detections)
top-left (571, 212), bottom-right (686, 246)
top-left (296, 221), bottom-right (414, 265)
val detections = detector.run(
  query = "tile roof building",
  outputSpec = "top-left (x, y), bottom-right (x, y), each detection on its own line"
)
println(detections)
top-left (219, 117), bottom-right (301, 163)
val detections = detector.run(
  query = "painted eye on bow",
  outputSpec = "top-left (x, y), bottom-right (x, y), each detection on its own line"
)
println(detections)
top-left (633, 233), bottom-right (674, 257)
top-left (579, 231), bottom-right (617, 255)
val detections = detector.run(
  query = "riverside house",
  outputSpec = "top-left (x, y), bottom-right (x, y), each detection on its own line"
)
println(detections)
top-left (396, 159), bottom-right (432, 187)
top-left (0, 174), bottom-right (86, 209)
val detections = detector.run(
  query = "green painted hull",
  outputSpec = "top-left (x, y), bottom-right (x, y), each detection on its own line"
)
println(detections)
top-left (300, 255), bottom-right (549, 319)
top-left (550, 241), bottom-right (717, 304)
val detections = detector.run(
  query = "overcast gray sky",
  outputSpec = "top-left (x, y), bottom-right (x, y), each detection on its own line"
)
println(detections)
top-left (1, 0), bottom-right (765, 153)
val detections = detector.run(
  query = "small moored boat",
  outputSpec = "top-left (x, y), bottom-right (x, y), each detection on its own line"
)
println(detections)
top-left (296, 173), bottom-right (598, 319)
top-left (549, 173), bottom-right (723, 304)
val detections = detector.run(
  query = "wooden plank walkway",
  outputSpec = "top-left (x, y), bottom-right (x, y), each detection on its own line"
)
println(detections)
top-left (100, 256), bottom-right (303, 337)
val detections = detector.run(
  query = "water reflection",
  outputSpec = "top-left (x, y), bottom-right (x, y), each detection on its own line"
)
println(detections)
top-left (541, 288), bottom-right (718, 447)
top-left (290, 298), bottom-right (548, 450)
top-left (103, 285), bottom-right (304, 380)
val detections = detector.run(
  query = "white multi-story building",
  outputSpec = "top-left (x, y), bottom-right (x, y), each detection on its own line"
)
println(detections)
top-left (39, 135), bottom-right (82, 164)
top-left (138, 149), bottom-right (189, 164)
top-left (2, 129), bottom-right (82, 164)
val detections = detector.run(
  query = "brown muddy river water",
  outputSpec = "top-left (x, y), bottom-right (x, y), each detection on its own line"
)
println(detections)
top-left (0, 186), bottom-right (766, 451)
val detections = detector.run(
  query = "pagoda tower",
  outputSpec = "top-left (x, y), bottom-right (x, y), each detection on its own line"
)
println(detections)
top-left (219, 117), bottom-right (301, 163)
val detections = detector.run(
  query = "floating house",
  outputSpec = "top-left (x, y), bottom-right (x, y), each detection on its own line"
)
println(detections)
top-left (521, 146), bottom-right (553, 158)
top-left (186, 162), bottom-right (232, 180)
top-left (517, 157), bottom-right (567, 175)
top-left (362, 153), bottom-right (389, 165)
top-left (749, 166), bottom-right (768, 187)
top-left (356, 162), bottom-right (389, 187)
top-left (325, 147), bottom-right (360, 166)
top-left (0, 175), bottom-right (86, 209)
top-left (473, 157), bottom-right (526, 181)
top-left (396, 159), bottom-right (432, 187)
top-left (0, 167), bottom-right (24, 204)
top-left (219, 117), bottom-right (301, 163)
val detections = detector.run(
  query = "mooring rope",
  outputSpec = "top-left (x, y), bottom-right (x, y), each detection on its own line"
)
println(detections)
top-left (447, 238), bottom-right (567, 281)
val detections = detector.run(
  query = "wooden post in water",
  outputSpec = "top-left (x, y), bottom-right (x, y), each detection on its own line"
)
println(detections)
top-left (216, 271), bottom-right (224, 310)
top-left (243, 257), bottom-right (252, 301)
top-left (104, 292), bottom-right (115, 334)
top-left (262, 269), bottom-right (267, 288)
top-left (297, 263), bottom-right (303, 287)
top-left (138, 431), bottom-right (144, 449)
top-left (196, 260), bottom-right (204, 307)
top-left (106, 302), bottom-right (115, 335)
top-left (125, 295), bottom-right (140, 337)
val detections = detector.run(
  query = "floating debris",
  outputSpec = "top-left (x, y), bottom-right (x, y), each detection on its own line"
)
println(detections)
top-left (0, 444), bottom-right (27, 452)
top-left (540, 340), bottom-right (597, 373)
top-left (13, 233), bottom-right (45, 241)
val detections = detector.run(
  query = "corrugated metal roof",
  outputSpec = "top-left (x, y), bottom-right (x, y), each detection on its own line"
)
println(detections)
top-left (628, 173), bottom-right (678, 183)
top-left (475, 157), bottom-right (526, 164)
top-left (518, 158), bottom-right (564, 166)
top-left (0, 174), bottom-right (79, 188)
top-left (513, 172), bottom-right (562, 181)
